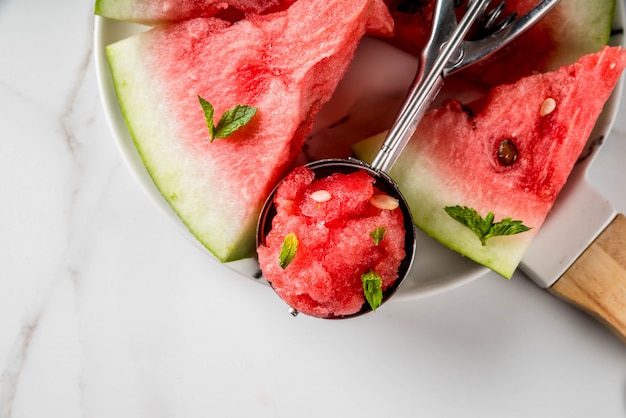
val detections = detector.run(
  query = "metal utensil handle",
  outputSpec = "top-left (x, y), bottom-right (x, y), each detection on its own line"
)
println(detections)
top-left (370, 0), bottom-right (492, 173)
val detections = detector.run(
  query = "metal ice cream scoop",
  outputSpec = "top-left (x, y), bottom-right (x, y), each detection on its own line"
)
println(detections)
top-left (257, 0), bottom-right (561, 318)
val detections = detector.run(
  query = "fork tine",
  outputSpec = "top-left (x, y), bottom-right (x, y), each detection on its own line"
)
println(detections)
top-left (455, 0), bottom-right (518, 36)
top-left (480, 1), bottom-right (506, 30)
top-left (445, 0), bottom-right (561, 76)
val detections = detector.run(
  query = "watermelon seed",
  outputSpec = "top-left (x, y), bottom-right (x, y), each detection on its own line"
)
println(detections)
top-left (540, 97), bottom-right (556, 116)
top-left (497, 139), bottom-right (518, 166)
top-left (461, 104), bottom-right (475, 118)
top-left (310, 190), bottom-right (331, 202)
top-left (370, 194), bottom-right (400, 210)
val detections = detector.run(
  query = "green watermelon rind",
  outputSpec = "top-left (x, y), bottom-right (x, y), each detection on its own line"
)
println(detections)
top-left (94, 0), bottom-right (135, 23)
top-left (546, 0), bottom-right (616, 70)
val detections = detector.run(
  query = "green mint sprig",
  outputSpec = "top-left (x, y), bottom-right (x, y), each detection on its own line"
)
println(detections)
top-left (370, 227), bottom-right (386, 245)
top-left (279, 232), bottom-right (298, 269)
top-left (361, 270), bottom-right (383, 311)
top-left (444, 205), bottom-right (531, 246)
top-left (198, 96), bottom-right (257, 142)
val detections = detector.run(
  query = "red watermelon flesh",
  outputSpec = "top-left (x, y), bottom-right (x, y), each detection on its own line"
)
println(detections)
top-left (383, 0), bottom-right (616, 87)
top-left (382, 0), bottom-right (434, 57)
top-left (106, 0), bottom-right (394, 262)
top-left (353, 46), bottom-right (626, 278)
top-left (257, 167), bottom-right (406, 318)
top-left (94, 0), bottom-right (298, 24)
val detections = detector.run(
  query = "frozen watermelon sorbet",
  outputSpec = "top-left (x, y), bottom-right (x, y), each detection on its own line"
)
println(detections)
top-left (257, 166), bottom-right (407, 318)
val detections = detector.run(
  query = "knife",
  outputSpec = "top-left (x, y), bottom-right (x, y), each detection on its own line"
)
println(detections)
top-left (520, 79), bottom-right (626, 343)
top-left (521, 160), bottom-right (626, 343)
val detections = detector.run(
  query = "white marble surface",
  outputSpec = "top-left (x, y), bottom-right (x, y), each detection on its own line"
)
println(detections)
top-left (2, 0), bottom-right (626, 417)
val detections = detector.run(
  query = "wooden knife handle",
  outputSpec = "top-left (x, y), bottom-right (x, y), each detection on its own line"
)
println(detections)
top-left (548, 213), bottom-right (626, 343)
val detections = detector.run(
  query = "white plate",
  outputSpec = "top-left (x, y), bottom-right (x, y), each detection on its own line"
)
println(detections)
top-left (93, 7), bottom-right (622, 301)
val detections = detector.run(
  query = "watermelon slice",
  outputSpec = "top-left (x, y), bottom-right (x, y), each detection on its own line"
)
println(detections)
top-left (105, 0), bottom-right (394, 262)
top-left (353, 46), bottom-right (626, 278)
top-left (94, 0), bottom-right (297, 24)
top-left (384, 0), bottom-right (616, 87)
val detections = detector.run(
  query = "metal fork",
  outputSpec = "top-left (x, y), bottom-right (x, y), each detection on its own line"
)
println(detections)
top-left (370, 0), bottom-right (561, 173)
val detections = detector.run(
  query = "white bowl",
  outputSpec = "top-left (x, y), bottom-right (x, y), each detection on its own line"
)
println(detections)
top-left (94, 2), bottom-right (623, 301)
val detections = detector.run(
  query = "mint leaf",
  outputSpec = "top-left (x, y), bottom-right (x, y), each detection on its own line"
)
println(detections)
top-left (484, 216), bottom-right (532, 242)
top-left (198, 96), bottom-right (257, 142)
top-left (370, 227), bottom-right (386, 245)
top-left (215, 104), bottom-right (257, 139)
top-left (444, 205), bottom-right (531, 246)
top-left (361, 270), bottom-right (383, 311)
top-left (198, 96), bottom-right (217, 139)
top-left (279, 232), bottom-right (298, 269)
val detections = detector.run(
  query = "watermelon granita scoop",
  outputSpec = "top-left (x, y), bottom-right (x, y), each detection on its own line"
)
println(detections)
top-left (256, 161), bottom-right (415, 318)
